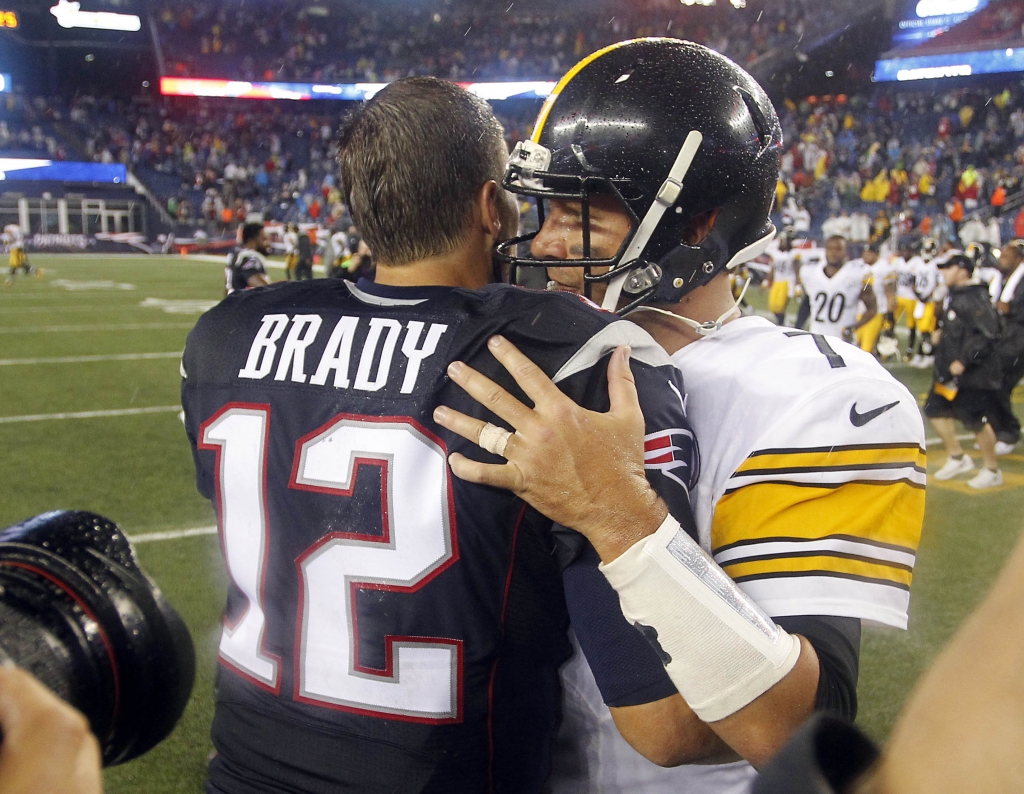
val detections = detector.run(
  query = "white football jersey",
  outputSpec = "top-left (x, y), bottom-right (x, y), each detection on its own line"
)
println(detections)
top-left (914, 257), bottom-right (938, 302)
top-left (800, 260), bottom-right (871, 337)
top-left (770, 249), bottom-right (799, 285)
top-left (550, 316), bottom-right (925, 794)
top-left (868, 256), bottom-right (897, 314)
top-left (331, 231), bottom-right (350, 257)
top-left (894, 256), bottom-right (917, 300)
top-left (4, 224), bottom-right (24, 250)
top-left (283, 230), bottom-right (298, 254)
top-left (675, 316), bottom-right (924, 623)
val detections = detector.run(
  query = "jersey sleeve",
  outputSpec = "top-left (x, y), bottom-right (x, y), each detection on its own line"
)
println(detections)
top-left (550, 318), bottom-right (699, 705)
top-left (709, 374), bottom-right (925, 629)
top-left (239, 254), bottom-right (266, 281)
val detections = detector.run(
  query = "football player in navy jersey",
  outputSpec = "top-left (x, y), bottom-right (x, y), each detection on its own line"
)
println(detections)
top-left (224, 222), bottom-right (271, 296)
top-left (181, 77), bottom-right (700, 793)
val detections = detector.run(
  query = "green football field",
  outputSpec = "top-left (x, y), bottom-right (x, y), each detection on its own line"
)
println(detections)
top-left (0, 254), bottom-right (1021, 792)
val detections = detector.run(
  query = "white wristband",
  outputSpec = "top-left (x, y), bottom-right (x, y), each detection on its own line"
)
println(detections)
top-left (600, 515), bottom-right (800, 723)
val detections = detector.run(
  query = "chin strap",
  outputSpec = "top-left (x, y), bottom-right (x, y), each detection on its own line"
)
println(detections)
top-left (624, 278), bottom-right (750, 337)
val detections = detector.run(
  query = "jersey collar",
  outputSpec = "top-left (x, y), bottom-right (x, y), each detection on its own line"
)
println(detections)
top-left (348, 278), bottom-right (456, 306)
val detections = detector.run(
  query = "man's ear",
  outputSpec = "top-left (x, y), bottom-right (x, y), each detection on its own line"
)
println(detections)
top-left (478, 181), bottom-right (502, 241)
top-left (478, 180), bottom-right (519, 245)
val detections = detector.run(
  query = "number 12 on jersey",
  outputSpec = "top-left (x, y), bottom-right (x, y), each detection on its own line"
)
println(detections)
top-left (199, 403), bottom-right (462, 724)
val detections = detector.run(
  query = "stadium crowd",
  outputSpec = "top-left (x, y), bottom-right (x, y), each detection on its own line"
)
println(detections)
top-left (777, 84), bottom-right (1024, 243)
top-left (154, 0), bottom-right (853, 83)
top-left (26, 79), bottom-right (1016, 241)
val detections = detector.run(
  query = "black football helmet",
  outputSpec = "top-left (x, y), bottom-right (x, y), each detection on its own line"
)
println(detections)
top-left (497, 38), bottom-right (783, 312)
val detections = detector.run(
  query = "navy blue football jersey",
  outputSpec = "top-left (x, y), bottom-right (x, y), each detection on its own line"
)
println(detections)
top-left (225, 248), bottom-right (269, 295)
top-left (181, 277), bottom-right (698, 794)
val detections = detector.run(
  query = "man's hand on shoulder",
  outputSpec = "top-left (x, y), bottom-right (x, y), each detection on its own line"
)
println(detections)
top-left (434, 335), bottom-right (667, 561)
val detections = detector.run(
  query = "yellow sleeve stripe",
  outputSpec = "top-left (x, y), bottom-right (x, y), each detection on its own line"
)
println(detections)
top-left (724, 559), bottom-right (912, 590)
top-left (712, 480), bottom-right (925, 552)
top-left (736, 443), bottom-right (926, 475)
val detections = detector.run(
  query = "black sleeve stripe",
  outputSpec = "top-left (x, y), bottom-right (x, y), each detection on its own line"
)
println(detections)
top-left (723, 476), bottom-right (927, 494)
top-left (715, 532), bottom-right (918, 556)
top-left (731, 569), bottom-right (911, 591)
top-left (748, 441), bottom-right (927, 457)
top-left (734, 462), bottom-right (926, 477)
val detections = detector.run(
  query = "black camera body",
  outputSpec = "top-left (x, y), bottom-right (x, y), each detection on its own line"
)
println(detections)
top-left (0, 511), bottom-right (195, 765)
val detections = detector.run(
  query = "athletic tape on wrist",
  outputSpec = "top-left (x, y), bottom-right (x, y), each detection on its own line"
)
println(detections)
top-left (600, 515), bottom-right (801, 722)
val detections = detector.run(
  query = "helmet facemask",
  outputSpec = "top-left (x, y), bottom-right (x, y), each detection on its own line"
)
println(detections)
top-left (497, 131), bottom-right (721, 314)
top-left (496, 139), bottom-right (641, 306)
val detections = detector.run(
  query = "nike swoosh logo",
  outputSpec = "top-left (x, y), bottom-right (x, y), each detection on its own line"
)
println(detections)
top-left (850, 400), bottom-right (900, 427)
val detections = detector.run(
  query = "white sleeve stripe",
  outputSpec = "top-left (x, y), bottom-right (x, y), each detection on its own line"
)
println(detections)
top-left (736, 578), bottom-right (911, 629)
top-left (715, 538), bottom-right (916, 568)
top-left (552, 320), bottom-right (671, 384)
top-left (732, 568), bottom-right (910, 593)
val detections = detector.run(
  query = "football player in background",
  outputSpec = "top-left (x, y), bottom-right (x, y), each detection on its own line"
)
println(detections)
top-left (3, 223), bottom-right (38, 286)
top-left (764, 228), bottom-right (799, 326)
top-left (182, 76), bottom-right (701, 794)
top-left (992, 239), bottom-right (1024, 453)
top-left (856, 242), bottom-right (897, 357)
top-left (282, 222), bottom-right (299, 280)
top-left (436, 38), bottom-right (925, 794)
top-left (223, 222), bottom-right (270, 297)
top-left (893, 237), bottom-right (922, 359)
top-left (799, 235), bottom-right (877, 343)
top-left (908, 238), bottom-right (940, 368)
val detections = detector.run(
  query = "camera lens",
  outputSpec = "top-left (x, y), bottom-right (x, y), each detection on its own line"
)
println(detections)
top-left (0, 511), bottom-right (195, 766)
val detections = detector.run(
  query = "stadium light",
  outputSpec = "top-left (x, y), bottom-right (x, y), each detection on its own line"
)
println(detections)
top-left (49, 0), bottom-right (141, 32)
top-left (160, 77), bottom-right (554, 102)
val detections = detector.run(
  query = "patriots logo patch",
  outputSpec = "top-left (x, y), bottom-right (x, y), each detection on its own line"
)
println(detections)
top-left (644, 427), bottom-right (699, 491)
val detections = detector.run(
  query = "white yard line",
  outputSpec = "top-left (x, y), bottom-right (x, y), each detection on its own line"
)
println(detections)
top-left (0, 323), bottom-right (194, 334)
top-left (0, 305), bottom-right (126, 315)
top-left (0, 352), bottom-right (181, 366)
top-left (0, 405), bottom-right (181, 424)
top-left (186, 254), bottom-right (326, 274)
top-left (129, 526), bottom-right (217, 543)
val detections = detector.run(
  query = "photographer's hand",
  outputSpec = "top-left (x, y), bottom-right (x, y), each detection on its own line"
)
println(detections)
top-left (0, 666), bottom-right (103, 794)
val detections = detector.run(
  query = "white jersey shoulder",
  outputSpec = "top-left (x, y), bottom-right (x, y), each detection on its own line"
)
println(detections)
top-left (800, 260), bottom-right (870, 337)
top-left (672, 315), bottom-right (925, 628)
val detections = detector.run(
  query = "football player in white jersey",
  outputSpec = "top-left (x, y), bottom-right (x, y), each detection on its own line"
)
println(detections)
top-left (282, 223), bottom-right (299, 280)
top-left (907, 238), bottom-right (940, 368)
top-left (3, 223), bottom-right (37, 286)
top-left (856, 242), bottom-right (897, 356)
top-left (893, 239), bottom-right (922, 359)
top-left (798, 236), bottom-right (877, 342)
top-left (436, 39), bottom-right (925, 794)
top-left (764, 228), bottom-right (799, 326)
